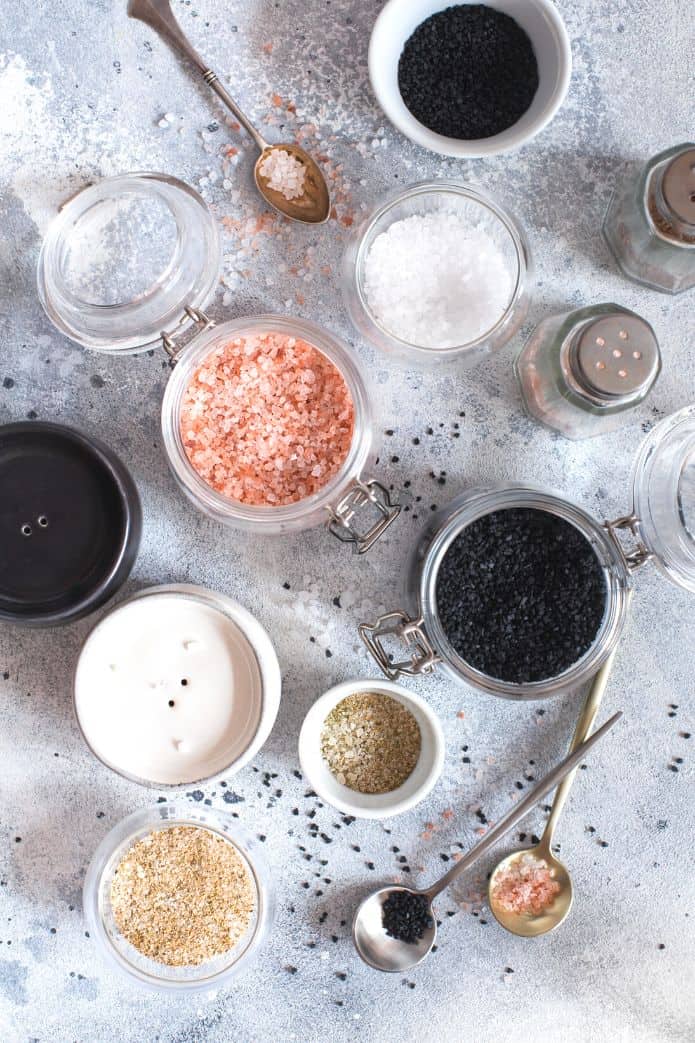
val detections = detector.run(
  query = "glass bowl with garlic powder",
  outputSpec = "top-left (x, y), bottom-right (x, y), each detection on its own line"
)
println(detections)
top-left (298, 680), bottom-right (445, 819)
top-left (84, 804), bottom-right (274, 992)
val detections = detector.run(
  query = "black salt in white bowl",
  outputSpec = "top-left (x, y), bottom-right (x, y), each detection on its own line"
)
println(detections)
top-left (369, 0), bottom-right (572, 158)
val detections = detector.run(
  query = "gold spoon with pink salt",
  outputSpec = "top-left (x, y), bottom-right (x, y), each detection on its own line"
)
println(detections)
top-left (128, 0), bottom-right (331, 224)
top-left (488, 648), bottom-right (620, 938)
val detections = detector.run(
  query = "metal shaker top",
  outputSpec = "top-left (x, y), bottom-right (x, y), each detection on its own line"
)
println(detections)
top-left (567, 312), bottom-right (661, 405)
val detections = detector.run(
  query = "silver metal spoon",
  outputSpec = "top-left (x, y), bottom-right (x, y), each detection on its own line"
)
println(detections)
top-left (128, 0), bottom-right (331, 224)
top-left (352, 710), bottom-right (622, 972)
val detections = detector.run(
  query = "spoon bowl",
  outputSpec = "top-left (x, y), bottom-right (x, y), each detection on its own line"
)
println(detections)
top-left (352, 886), bottom-right (436, 972)
top-left (254, 144), bottom-right (331, 224)
top-left (488, 846), bottom-right (573, 938)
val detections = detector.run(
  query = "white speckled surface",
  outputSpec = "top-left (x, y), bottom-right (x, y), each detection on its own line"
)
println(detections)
top-left (1, 2), bottom-right (694, 1041)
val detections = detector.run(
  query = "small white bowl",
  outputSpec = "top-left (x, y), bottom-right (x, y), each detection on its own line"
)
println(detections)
top-left (298, 679), bottom-right (445, 819)
top-left (369, 0), bottom-right (572, 158)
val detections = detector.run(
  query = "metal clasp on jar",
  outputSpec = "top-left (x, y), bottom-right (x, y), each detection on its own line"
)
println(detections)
top-left (326, 478), bottom-right (401, 554)
top-left (604, 513), bottom-right (652, 570)
top-left (358, 609), bottom-right (440, 678)
top-left (161, 307), bottom-right (216, 365)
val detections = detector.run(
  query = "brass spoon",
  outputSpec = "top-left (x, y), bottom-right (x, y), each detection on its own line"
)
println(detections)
top-left (128, 0), bottom-right (331, 224)
top-left (352, 712), bottom-right (622, 972)
top-left (488, 646), bottom-right (621, 937)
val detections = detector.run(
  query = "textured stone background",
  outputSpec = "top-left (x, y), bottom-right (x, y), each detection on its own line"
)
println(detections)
top-left (0, 1), bottom-right (693, 1041)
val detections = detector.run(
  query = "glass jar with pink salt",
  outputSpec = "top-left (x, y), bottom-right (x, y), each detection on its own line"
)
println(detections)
top-left (37, 173), bottom-right (400, 553)
top-left (162, 315), bottom-right (399, 548)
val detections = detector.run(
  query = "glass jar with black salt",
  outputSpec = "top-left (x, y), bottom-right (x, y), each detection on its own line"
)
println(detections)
top-left (603, 143), bottom-right (695, 295)
top-left (360, 406), bottom-right (695, 699)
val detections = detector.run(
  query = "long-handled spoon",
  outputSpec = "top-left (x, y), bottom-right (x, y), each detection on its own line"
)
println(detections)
top-left (352, 710), bottom-right (622, 972)
top-left (128, 0), bottom-right (331, 224)
top-left (488, 642), bottom-right (623, 938)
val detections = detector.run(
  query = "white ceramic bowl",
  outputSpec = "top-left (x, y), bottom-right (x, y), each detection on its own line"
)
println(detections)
top-left (298, 679), bottom-right (445, 819)
top-left (369, 0), bottom-right (572, 158)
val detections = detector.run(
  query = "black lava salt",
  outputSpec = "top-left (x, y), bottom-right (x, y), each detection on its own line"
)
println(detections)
top-left (398, 5), bottom-right (539, 140)
top-left (382, 891), bottom-right (434, 945)
top-left (435, 508), bottom-right (606, 683)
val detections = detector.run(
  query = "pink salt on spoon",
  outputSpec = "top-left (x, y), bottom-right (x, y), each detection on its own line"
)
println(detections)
top-left (488, 647), bottom-right (623, 937)
top-left (128, 0), bottom-right (330, 224)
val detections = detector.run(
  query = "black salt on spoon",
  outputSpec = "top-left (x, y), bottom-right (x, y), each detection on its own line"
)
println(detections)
top-left (435, 508), bottom-right (607, 684)
top-left (398, 4), bottom-right (539, 139)
top-left (382, 891), bottom-right (434, 945)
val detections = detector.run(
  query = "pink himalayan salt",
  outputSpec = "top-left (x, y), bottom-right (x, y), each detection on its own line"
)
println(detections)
top-left (180, 332), bottom-right (354, 507)
top-left (491, 852), bottom-right (560, 915)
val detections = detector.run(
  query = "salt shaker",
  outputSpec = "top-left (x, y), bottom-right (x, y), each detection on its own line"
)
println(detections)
top-left (515, 303), bottom-right (661, 439)
top-left (603, 143), bottom-right (695, 294)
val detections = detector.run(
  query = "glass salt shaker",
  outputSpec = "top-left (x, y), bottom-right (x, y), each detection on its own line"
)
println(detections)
top-left (603, 143), bottom-right (695, 294)
top-left (515, 303), bottom-right (661, 439)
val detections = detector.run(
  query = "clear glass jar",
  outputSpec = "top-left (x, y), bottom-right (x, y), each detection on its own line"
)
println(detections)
top-left (83, 803), bottom-right (274, 994)
top-left (516, 303), bottom-right (661, 439)
top-left (37, 173), bottom-right (400, 552)
top-left (360, 405), bottom-right (695, 699)
top-left (603, 143), bottom-right (695, 295)
top-left (37, 172), bottom-right (220, 353)
top-left (162, 314), bottom-right (397, 545)
top-left (73, 584), bottom-right (282, 787)
top-left (342, 181), bottom-right (532, 366)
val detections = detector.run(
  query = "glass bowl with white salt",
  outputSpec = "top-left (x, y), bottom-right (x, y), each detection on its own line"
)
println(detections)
top-left (342, 181), bottom-right (532, 366)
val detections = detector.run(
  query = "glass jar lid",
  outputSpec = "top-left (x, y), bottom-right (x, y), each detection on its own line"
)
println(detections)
top-left (631, 404), bottom-right (695, 592)
top-left (37, 172), bottom-right (220, 354)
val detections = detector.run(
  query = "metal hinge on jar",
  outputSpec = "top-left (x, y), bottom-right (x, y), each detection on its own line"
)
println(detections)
top-left (358, 610), bottom-right (440, 679)
top-left (604, 513), bottom-right (653, 570)
top-left (326, 479), bottom-right (401, 554)
top-left (161, 307), bottom-right (216, 365)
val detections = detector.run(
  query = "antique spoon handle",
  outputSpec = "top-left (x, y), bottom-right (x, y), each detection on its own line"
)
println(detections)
top-left (127, 0), bottom-right (268, 151)
top-left (425, 711), bottom-right (623, 900)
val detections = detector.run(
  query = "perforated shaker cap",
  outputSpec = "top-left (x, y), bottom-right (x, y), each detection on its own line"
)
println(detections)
top-left (661, 148), bottom-right (695, 234)
top-left (570, 312), bottom-right (660, 404)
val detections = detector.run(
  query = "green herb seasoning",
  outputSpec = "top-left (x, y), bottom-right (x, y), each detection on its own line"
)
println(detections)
top-left (320, 692), bottom-right (421, 794)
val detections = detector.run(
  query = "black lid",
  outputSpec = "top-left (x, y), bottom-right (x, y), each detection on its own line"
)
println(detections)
top-left (0, 422), bottom-right (141, 626)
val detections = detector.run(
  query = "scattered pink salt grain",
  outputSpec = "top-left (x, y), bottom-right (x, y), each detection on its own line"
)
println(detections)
top-left (491, 852), bottom-right (560, 915)
top-left (180, 332), bottom-right (354, 507)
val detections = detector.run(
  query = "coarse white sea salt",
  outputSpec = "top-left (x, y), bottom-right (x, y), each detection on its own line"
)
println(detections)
top-left (363, 211), bottom-right (514, 349)
top-left (258, 148), bottom-right (307, 201)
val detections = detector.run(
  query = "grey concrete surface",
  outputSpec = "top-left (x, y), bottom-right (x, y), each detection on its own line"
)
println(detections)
top-left (0, 1), bottom-right (693, 1041)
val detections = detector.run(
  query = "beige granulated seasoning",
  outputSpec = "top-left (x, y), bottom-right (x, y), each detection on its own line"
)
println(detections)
top-left (320, 692), bottom-right (421, 794)
top-left (110, 825), bottom-right (255, 967)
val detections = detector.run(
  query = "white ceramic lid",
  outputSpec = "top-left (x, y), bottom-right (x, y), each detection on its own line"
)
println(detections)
top-left (632, 404), bottom-right (695, 592)
top-left (37, 172), bottom-right (220, 354)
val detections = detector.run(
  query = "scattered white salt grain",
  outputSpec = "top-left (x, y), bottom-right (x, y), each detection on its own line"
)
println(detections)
top-left (363, 211), bottom-right (514, 350)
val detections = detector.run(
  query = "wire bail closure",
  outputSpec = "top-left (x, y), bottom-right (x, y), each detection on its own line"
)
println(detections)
top-left (358, 609), bottom-right (440, 679)
top-left (326, 478), bottom-right (401, 555)
top-left (161, 306), bottom-right (216, 365)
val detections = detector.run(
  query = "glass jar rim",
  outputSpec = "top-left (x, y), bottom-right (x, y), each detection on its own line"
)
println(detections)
top-left (418, 485), bottom-right (630, 699)
top-left (352, 180), bottom-right (529, 359)
top-left (72, 583), bottom-right (282, 787)
top-left (83, 803), bottom-right (273, 992)
top-left (161, 314), bottom-right (373, 527)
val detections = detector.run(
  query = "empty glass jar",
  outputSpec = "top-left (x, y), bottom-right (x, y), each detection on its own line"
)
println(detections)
top-left (360, 405), bottom-right (695, 699)
top-left (603, 143), bottom-right (695, 295)
top-left (38, 173), bottom-right (400, 552)
top-left (516, 303), bottom-right (661, 439)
